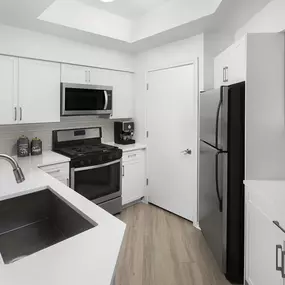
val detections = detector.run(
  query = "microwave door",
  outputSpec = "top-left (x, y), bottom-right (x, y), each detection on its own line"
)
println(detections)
top-left (61, 83), bottom-right (112, 116)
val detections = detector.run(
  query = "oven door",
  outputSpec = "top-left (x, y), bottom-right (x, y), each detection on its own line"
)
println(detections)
top-left (70, 160), bottom-right (122, 204)
top-left (61, 83), bottom-right (113, 116)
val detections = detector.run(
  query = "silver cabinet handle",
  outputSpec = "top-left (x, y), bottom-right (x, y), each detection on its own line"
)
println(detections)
top-left (89, 71), bottom-right (91, 83)
top-left (122, 165), bottom-right (125, 177)
top-left (276, 245), bottom-right (283, 272)
top-left (273, 221), bottom-right (285, 234)
top-left (128, 154), bottom-right (136, 158)
top-left (225, 67), bottom-right (229, 82)
top-left (46, 169), bottom-right (60, 174)
top-left (20, 107), bottom-right (22, 121)
top-left (282, 250), bottom-right (285, 278)
top-left (85, 71), bottom-right (87, 83)
top-left (181, 149), bottom-right (192, 155)
top-left (14, 107), bottom-right (17, 121)
top-left (223, 67), bottom-right (225, 82)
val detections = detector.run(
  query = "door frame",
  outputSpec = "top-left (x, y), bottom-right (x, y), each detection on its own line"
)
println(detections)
top-left (145, 59), bottom-right (200, 224)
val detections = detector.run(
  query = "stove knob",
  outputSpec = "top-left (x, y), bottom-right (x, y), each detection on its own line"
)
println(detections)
top-left (80, 161), bottom-right (85, 167)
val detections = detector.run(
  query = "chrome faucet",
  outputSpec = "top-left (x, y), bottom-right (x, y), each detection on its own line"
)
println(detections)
top-left (0, 154), bottom-right (25, 183)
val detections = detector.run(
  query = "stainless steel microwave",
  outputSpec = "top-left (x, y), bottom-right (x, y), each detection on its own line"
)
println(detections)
top-left (61, 83), bottom-right (113, 116)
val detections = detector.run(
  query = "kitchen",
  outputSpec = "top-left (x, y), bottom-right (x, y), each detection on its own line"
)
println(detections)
top-left (0, 0), bottom-right (285, 285)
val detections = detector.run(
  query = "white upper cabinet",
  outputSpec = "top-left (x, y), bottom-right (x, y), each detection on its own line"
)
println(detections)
top-left (61, 64), bottom-right (91, 84)
top-left (111, 71), bottom-right (133, 119)
top-left (60, 63), bottom-right (134, 119)
top-left (214, 37), bottom-right (246, 88)
top-left (18, 58), bottom-right (60, 124)
top-left (0, 55), bottom-right (18, 125)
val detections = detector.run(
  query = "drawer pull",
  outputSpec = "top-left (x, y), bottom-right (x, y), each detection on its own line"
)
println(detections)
top-left (128, 154), bottom-right (137, 158)
top-left (273, 221), bottom-right (285, 234)
top-left (46, 169), bottom-right (61, 174)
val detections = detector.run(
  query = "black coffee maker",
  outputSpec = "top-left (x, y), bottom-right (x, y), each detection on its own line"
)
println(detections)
top-left (114, 121), bottom-right (136, 145)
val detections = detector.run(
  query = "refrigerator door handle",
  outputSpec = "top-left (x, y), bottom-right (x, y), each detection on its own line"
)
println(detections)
top-left (215, 99), bottom-right (222, 149)
top-left (215, 150), bottom-right (226, 212)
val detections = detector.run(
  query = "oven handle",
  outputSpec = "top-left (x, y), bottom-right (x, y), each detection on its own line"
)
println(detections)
top-left (73, 159), bottom-right (121, 172)
top-left (104, 91), bottom-right (108, 110)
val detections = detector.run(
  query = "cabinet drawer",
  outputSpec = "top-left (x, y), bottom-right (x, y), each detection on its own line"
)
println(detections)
top-left (40, 162), bottom-right (69, 179)
top-left (247, 183), bottom-right (285, 229)
top-left (123, 150), bottom-right (144, 163)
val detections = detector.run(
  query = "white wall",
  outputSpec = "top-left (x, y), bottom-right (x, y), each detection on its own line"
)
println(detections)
top-left (246, 33), bottom-right (285, 180)
top-left (235, 0), bottom-right (285, 40)
top-left (134, 34), bottom-right (204, 143)
top-left (0, 24), bottom-right (134, 72)
top-left (0, 117), bottom-right (114, 156)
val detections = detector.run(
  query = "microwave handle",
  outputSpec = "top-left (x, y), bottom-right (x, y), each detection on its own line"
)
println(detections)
top-left (104, 91), bottom-right (108, 110)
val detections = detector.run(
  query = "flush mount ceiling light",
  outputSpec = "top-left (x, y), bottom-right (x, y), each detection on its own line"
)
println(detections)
top-left (100, 0), bottom-right (115, 2)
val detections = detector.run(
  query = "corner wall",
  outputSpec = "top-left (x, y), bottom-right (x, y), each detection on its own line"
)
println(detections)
top-left (235, 0), bottom-right (285, 40)
top-left (246, 33), bottom-right (285, 180)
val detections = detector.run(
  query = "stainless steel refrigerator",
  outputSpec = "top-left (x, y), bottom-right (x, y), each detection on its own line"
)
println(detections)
top-left (199, 82), bottom-right (245, 284)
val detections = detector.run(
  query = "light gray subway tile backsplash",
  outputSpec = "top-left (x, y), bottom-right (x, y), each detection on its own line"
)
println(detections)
top-left (0, 117), bottom-right (114, 156)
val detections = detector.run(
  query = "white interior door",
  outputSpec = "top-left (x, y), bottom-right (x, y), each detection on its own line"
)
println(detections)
top-left (147, 63), bottom-right (198, 221)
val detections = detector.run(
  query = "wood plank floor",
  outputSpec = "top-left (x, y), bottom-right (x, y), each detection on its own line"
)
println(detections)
top-left (115, 203), bottom-right (232, 285)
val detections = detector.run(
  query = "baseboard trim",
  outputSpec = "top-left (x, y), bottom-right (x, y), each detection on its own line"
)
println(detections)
top-left (193, 221), bottom-right (201, 231)
top-left (122, 197), bottom-right (145, 209)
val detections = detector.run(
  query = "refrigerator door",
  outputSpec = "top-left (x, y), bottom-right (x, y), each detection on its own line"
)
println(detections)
top-left (200, 87), bottom-right (226, 149)
top-left (199, 140), bottom-right (227, 271)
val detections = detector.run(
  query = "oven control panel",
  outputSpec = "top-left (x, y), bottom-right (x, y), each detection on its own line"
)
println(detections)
top-left (71, 149), bottom-right (122, 168)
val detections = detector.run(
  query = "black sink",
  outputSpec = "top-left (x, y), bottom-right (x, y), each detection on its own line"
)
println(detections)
top-left (0, 189), bottom-right (97, 264)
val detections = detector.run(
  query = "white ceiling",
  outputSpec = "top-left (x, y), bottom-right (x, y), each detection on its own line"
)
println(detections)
top-left (79, 0), bottom-right (171, 19)
top-left (0, 0), bottom-right (274, 52)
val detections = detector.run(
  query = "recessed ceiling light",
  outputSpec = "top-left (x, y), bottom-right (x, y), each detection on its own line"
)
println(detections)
top-left (100, 0), bottom-right (115, 2)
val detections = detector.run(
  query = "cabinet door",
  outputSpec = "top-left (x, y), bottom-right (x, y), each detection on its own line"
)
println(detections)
top-left (61, 64), bottom-right (89, 84)
top-left (214, 50), bottom-right (230, 88)
top-left (0, 55), bottom-right (18, 125)
top-left (111, 71), bottom-right (133, 119)
top-left (19, 59), bottom-right (61, 124)
top-left (122, 157), bottom-right (145, 205)
top-left (229, 38), bottom-right (246, 85)
top-left (89, 67), bottom-right (112, 86)
top-left (247, 201), bottom-right (284, 285)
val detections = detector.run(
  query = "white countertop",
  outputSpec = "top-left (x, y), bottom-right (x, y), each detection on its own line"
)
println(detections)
top-left (105, 142), bottom-right (147, 153)
top-left (0, 151), bottom-right (126, 285)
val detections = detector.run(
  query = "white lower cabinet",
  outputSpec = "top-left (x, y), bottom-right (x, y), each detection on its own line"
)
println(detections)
top-left (122, 150), bottom-right (145, 206)
top-left (245, 183), bottom-right (285, 285)
top-left (246, 201), bottom-right (284, 285)
top-left (40, 162), bottom-right (70, 186)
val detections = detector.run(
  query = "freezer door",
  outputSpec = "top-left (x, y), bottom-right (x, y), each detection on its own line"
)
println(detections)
top-left (199, 140), bottom-right (227, 272)
top-left (200, 88), bottom-right (222, 148)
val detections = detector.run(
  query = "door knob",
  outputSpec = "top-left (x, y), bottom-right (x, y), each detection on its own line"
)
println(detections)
top-left (181, 149), bottom-right (192, 155)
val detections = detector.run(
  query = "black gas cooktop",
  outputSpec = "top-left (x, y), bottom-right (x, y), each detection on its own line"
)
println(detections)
top-left (57, 143), bottom-right (119, 158)
top-left (52, 128), bottom-right (122, 168)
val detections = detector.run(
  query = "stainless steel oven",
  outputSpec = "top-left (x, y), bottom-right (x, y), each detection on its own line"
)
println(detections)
top-left (70, 159), bottom-right (122, 205)
top-left (61, 83), bottom-right (113, 116)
